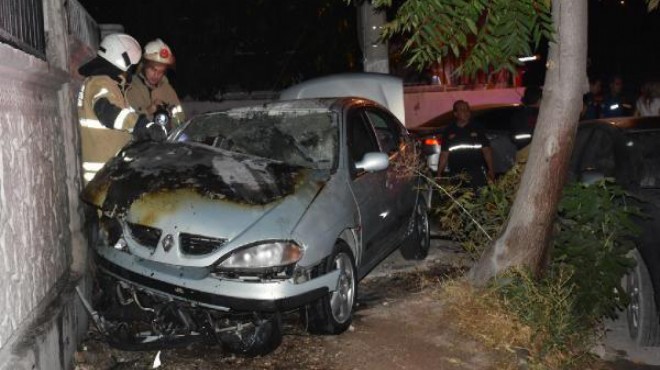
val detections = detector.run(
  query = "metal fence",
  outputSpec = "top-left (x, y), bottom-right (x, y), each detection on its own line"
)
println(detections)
top-left (0, 0), bottom-right (46, 59)
top-left (67, 0), bottom-right (99, 50)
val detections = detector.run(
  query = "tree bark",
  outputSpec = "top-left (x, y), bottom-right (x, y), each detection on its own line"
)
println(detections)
top-left (468, 0), bottom-right (588, 285)
top-left (357, 1), bottom-right (389, 73)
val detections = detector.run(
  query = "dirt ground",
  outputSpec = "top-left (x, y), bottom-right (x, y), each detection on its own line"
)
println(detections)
top-left (74, 241), bottom-right (658, 370)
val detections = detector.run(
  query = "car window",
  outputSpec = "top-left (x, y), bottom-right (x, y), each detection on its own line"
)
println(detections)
top-left (575, 127), bottom-right (617, 177)
top-left (474, 108), bottom-right (518, 131)
top-left (418, 112), bottom-right (453, 128)
top-left (347, 110), bottom-right (379, 166)
top-left (365, 109), bottom-right (402, 155)
top-left (627, 131), bottom-right (660, 188)
top-left (174, 111), bottom-right (338, 170)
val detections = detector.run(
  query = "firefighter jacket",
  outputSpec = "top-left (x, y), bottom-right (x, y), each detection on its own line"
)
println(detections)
top-left (77, 74), bottom-right (139, 181)
top-left (126, 74), bottom-right (185, 127)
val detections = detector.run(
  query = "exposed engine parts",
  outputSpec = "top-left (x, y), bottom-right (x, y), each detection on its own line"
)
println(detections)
top-left (77, 275), bottom-right (282, 355)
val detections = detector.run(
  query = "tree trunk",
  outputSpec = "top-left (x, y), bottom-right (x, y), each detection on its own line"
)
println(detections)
top-left (357, 1), bottom-right (389, 73)
top-left (468, 0), bottom-right (588, 285)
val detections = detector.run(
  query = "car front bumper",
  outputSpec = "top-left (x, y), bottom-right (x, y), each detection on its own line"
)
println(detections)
top-left (95, 247), bottom-right (340, 312)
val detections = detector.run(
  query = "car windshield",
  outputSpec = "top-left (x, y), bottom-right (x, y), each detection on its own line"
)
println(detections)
top-left (173, 110), bottom-right (338, 170)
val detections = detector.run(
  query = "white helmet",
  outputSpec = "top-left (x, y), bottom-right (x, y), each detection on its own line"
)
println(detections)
top-left (143, 39), bottom-right (175, 66)
top-left (98, 33), bottom-right (141, 72)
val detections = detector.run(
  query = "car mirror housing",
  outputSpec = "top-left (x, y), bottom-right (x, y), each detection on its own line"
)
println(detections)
top-left (355, 152), bottom-right (389, 172)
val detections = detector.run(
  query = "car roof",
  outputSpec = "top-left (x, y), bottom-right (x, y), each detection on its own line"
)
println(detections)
top-left (413, 103), bottom-right (521, 130)
top-left (193, 97), bottom-right (389, 120)
top-left (278, 73), bottom-right (405, 125)
top-left (579, 115), bottom-right (660, 130)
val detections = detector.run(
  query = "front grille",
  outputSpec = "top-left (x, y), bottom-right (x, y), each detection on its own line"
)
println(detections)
top-left (128, 223), bottom-right (162, 249)
top-left (180, 233), bottom-right (226, 255)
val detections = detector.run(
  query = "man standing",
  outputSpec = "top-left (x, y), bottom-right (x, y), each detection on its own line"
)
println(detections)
top-left (78, 33), bottom-right (157, 182)
top-left (582, 77), bottom-right (604, 120)
top-left (437, 100), bottom-right (495, 190)
top-left (126, 39), bottom-right (185, 130)
top-left (602, 75), bottom-right (633, 118)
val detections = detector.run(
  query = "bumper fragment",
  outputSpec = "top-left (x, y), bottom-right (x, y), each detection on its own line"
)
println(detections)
top-left (95, 248), bottom-right (339, 312)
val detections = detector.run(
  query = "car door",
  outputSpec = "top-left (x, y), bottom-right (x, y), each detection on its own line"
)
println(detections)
top-left (571, 125), bottom-right (619, 182)
top-left (624, 129), bottom-right (660, 313)
top-left (345, 108), bottom-right (396, 272)
top-left (364, 108), bottom-right (417, 236)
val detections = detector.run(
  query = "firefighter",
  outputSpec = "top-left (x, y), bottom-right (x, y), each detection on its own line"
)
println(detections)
top-left (437, 100), bottom-right (495, 190)
top-left (77, 33), bottom-right (163, 182)
top-left (126, 39), bottom-right (185, 130)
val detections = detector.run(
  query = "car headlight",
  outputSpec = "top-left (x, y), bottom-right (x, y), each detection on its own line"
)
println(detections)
top-left (99, 216), bottom-right (128, 252)
top-left (217, 241), bottom-right (303, 270)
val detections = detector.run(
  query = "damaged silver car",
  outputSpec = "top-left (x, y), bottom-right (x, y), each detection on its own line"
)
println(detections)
top-left (81, 97), bottom-right (429, 355)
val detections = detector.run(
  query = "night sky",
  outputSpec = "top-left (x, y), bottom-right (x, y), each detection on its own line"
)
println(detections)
top-left (80, 0), bottom-right (660, 99)
top-left (80, 0), bottom-right (361, 99)
top-left (588, 0), bottom-right (660, 95)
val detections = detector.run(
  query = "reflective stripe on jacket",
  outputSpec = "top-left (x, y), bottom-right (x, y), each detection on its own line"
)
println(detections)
top-left (77, 75), bottom-right (136, 180)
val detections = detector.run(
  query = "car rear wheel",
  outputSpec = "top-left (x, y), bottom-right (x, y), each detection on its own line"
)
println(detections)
top-left (400, 198), bottom-right (430, 260)
top-left (625, 249), bottom-right (660, 346)
top-left (304, 243), bottom-right (356, 334)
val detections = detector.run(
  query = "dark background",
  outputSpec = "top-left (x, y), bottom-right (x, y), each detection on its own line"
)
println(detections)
top-left (588, 0), bottom-right (660, 96)
top-left (81, 0), bottom-right (361, 99)
top-left (80, 0), bottom-right (660, 100)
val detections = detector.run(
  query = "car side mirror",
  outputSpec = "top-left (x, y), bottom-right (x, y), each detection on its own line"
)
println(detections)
top-left (355, 152), bottom-right (389, 173)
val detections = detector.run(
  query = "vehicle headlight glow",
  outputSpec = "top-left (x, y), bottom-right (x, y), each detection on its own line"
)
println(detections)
top-left (217, 241), bottom-right (303, 270)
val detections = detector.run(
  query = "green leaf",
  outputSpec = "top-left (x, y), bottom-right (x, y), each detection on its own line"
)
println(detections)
top-left (465, 18), bottom-right (478, 34)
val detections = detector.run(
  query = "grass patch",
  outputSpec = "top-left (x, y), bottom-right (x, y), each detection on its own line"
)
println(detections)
top-left (439, 274), bottom-right (598, 369)
top-left (440, 280), bottom-right (530, 369)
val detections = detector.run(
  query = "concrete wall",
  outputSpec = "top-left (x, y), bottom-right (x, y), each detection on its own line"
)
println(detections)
top-left (0, 0), bottom-right (96, 368)
top-left (0, 42), bottom-right (72, 349)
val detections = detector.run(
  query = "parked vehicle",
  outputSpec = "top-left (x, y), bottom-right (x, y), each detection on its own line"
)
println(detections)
top-left (571, 115), bottom-right (660, 346)
top-left (81, 97), bottom-right (430, 355)
top-left (410, 104), bottom-right (533, 175)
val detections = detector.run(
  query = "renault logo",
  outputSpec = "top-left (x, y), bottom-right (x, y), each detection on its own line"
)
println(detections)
top-left (162, 234), bottom-right (174, 252)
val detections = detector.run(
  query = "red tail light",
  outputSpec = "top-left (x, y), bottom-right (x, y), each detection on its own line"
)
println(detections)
top-left (424, 138), bottom-right (441, 146)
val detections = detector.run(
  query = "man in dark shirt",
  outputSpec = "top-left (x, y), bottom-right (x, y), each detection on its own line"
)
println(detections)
top-left (602, 75), bottom-right (633, 118)
top-left (582, 77), bottom-right (604, 120)
top-left (437, 100), bottom-right (495, 189)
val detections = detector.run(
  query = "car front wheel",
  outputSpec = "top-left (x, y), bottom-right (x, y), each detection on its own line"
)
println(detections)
top-left (625, 249), bottom-right (660, 346)
top-left (304, 243), bottom-right (356, 334)
top-left (221, 314), bottom-right (283, 356)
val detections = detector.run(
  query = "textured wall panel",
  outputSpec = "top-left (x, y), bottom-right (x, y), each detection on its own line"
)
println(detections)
top-left (0, 79), bottom-right (70, 348)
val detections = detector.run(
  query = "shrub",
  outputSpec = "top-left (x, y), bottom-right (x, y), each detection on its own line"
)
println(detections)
top-left (553, 180), bottom-right (639, 321)
top-left (433, 166), bottom-right (522, 258)
top-left (430, 170), bottom-right (641, 368)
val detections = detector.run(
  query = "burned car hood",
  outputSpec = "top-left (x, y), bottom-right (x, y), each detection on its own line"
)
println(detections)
top-left (82, 141), bottom-right (305, 213)
top-left (83, 142), bottom-right (329, 266)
